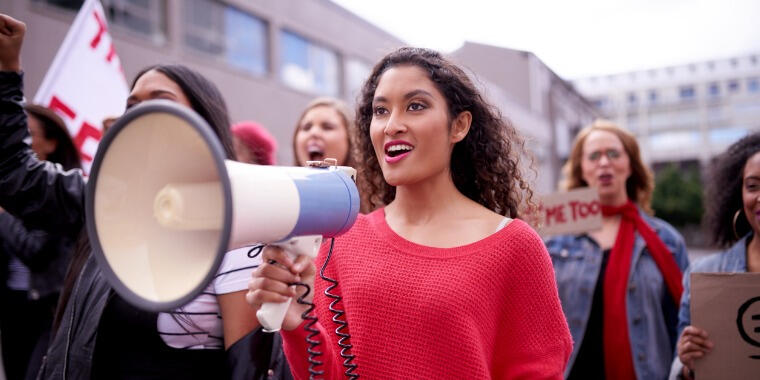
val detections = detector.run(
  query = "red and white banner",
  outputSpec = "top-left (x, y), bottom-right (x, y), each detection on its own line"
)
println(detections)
top-left (34, 0), bottom-right (128, 173)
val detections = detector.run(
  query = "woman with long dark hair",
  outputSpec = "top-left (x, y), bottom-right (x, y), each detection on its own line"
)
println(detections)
top-left (246, 47), bottom-right (571, 379)
top-left (671, 132), bottom-right (760, 380)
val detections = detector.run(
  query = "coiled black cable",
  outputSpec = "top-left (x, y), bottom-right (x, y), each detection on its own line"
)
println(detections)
top-left (292, 282), bottom-right (324, 379)
top-left (319, 238), bottom-right (359, 379)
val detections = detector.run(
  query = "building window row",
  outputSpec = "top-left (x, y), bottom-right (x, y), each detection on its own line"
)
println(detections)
top-left (34, 0), bottom-right (372, 97)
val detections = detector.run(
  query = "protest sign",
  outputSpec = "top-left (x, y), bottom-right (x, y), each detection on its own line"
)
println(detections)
top-left (691, 272), bottom-right (760, 379)
top-left (536, 187), bottom-right (602, 237)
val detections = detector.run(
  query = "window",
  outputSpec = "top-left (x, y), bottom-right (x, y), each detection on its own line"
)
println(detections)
top-left (345, 59), bottom-right (371, 99)
top-left (592, 97), bottom-right (607, 109)
top-left (709, 127), bottom-right (748, 145)
top-left (650, 131), bottom-right (700, 151)
top-left (748, 77), bottom-right (759, 93)
top-left (280, 30), bottom-right (340, 96)
top-left (708, 82), bottom-right (720, 97)
top-left (34, 0), bottom-right (167, 43)
top-left (728, 80), bottom-right (740, 93)
top-left (627, 92), bottom-right (637, 105)
top-left (184, 0), bottom-right (268, 75)
top-left (648, 90), bottom-right (658, 103)
top-left (679, 86), bottom-right (695, 101)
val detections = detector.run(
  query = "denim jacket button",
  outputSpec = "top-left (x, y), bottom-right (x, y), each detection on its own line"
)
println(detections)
top-left (560, 249), bottom-right (569, 258)
top-left (29, 289), bottom-right (40, 300)
top-left (633, 316), bottom-right (641, 325)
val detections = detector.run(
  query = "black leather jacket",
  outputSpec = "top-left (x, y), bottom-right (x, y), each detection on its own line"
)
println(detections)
top-left (0, 211), bottom-right (75, 300)
top-left (0, 71), bottom-right (291, 380)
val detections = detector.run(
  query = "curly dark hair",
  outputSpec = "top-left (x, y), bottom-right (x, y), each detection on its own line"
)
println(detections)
top-left (705, 132), bottom-right (760, 247)
top-left (355, 47), bottom-right (533, 217)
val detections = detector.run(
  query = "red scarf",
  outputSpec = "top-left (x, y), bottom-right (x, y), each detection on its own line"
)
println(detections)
top-left (601, 200), bottom-right (683, 380)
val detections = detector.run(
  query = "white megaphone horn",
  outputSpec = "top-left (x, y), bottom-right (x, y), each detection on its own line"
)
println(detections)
top-left (85, 100), bottom-right (360, 332)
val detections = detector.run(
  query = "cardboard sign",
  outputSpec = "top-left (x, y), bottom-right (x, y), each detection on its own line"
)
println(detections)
top-left (34, 0), bottom-right (129, 173)
top-left (536, 187), bottom-right (602, 237)
top-left (691, 273), bottom-right (760, 379)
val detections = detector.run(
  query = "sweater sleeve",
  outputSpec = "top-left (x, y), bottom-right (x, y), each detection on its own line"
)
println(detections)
top-left (494, 225), bottom-right (573, 379)
top-left (0, 71), bottom-right (86, 234)
top-left (280, 319), bottom-right (342, 380)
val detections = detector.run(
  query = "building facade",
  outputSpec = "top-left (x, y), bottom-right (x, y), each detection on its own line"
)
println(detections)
top-left (573, 53), bottom-right (760, 169)
top-left (451, 42), bottom-right (598, 192)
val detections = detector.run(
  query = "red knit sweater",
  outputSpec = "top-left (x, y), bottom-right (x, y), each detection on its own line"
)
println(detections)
top-left (281, 208), bottom-right (572, 379)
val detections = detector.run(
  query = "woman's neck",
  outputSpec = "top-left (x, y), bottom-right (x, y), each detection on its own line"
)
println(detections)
top-left (600, 191), bottom-right (629, 208)
top-left (383, 170), bottom-right (505, 248)
top-left (386, 170), bottom-right (468, 224)
top-left (747, 233), bottom-right (760, 273)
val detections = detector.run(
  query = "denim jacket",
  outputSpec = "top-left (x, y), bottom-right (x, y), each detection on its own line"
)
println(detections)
top-left (668, 234), bottom-right (748, 380)
top-left (545, 209), bottom-right (689, 380)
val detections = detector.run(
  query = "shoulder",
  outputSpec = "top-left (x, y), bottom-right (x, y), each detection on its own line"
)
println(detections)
top-left (342, 209), bottom-right (380, 237)
top-left (493, 219), bottom-right (551, 260)
top-left (690, 237), bottom-right (747, 273)
top-left (689, 252), bottom-right (725, 273)
top-left (641, 212), bottom-right (685, 247)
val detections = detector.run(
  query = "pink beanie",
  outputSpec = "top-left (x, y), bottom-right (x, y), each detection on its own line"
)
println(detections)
top-left (231, 121), bottom-right (278, 165)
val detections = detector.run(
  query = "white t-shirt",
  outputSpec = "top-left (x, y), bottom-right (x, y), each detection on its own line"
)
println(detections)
top-left (157, 244), bottom-right (264, 349)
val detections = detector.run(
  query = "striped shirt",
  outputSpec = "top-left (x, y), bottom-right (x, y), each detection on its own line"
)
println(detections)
top-left (157, 245), bottom-right (263, 349)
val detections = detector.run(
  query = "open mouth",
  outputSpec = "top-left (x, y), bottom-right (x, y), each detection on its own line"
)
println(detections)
top-left (385, 144), bottom-right (414, 158)
top-left (307, 144), bottom-right (325, 161)
top-left (598, 173), bottom-right (613, 184)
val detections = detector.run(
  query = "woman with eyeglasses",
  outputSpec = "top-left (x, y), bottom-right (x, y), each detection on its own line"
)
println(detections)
top-left (545, 120), bottom-right (689, 380)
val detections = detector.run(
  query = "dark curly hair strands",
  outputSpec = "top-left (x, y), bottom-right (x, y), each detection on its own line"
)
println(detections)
top-left (355, 47), bottom-right (533, 217)
top-left (705, 132), bottom-right (760, 247)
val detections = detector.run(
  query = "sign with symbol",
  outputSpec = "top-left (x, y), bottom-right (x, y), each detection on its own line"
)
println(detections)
top-left (691, 273), bottom-right (760, 379)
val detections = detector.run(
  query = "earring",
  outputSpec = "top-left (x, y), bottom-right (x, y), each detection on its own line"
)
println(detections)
top-left (733, 209), bottom-right (743, 240)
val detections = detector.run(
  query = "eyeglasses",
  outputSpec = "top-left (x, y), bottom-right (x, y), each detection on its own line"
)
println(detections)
top-left (586, 149), bottom-right (624, 162)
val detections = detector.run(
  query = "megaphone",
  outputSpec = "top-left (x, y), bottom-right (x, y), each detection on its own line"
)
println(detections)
top-left (85, 100), bottom-right (360, 331)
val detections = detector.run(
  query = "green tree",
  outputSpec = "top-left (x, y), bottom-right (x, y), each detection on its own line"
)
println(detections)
top-left (651, 164), bottom-right (704, 227)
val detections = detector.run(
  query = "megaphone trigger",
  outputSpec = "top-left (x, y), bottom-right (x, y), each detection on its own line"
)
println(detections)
top-left (257, 235), bottom-right (322, 332)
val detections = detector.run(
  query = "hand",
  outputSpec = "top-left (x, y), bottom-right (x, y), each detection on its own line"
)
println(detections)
top-left (677, 326), bottom-right (713, 375)
top-left (0, 14), bottom-right (26, 72)
top-left (245, 245), bottom-right (316, 331)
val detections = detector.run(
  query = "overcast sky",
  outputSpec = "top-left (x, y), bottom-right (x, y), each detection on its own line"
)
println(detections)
top-left (331, 0), bottom-right (760, 79)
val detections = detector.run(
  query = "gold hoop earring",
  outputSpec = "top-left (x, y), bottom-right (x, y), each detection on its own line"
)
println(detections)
top-left (733, 209), bottom-right (743, 240)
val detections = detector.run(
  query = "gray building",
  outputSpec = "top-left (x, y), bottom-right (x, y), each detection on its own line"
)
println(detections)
top-left (452, 42), bottom-right (598, 192)
top-left (573, 53), bottom-right (760, 169)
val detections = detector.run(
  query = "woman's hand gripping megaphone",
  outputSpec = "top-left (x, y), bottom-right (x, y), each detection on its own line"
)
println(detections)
top-left (246, 237), bottom-right (320, 332)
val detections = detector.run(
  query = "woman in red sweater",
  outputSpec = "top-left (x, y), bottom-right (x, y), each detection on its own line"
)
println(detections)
top-left (246, 47), bottom-right (572, 379)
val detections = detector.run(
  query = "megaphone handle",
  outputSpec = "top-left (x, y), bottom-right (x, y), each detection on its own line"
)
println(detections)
top-left (257, 235), bottom-right (322, 332)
